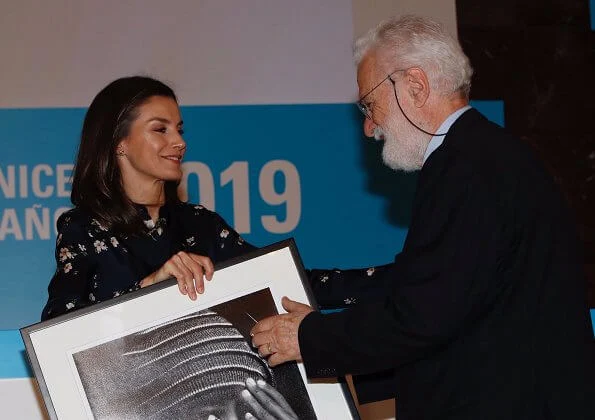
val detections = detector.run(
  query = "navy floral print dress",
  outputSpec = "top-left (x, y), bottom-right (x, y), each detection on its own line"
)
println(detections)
top-left (41, 202), bottom-right (254, 320)
top-left (42, 201), bottom-right (392, 320)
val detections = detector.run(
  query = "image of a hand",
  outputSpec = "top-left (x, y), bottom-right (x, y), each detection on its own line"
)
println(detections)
top-left (250, 296), bottom-right (313, 367)
top-left (241, 377), bottom-right (298, 420)
top-left (140, 251), bottom-right (214, 300)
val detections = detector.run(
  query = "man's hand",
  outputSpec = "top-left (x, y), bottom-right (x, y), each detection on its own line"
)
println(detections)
top-left (250, 297), bottom-right (314, 367)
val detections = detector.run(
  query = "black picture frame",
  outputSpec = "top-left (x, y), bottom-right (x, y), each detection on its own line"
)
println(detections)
top-left (21, 239), bottom-right (360, 419)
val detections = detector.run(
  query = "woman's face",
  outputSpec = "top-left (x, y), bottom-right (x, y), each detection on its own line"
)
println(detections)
top-left (117, 95), bottom-right (186, 187)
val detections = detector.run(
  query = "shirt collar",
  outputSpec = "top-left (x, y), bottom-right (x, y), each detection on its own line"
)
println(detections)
top-left (422, 105), bottom-right (472, 164)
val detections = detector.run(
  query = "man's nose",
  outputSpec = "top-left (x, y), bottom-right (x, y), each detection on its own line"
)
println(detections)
top-left (363, 117), bottom-right (377, 138)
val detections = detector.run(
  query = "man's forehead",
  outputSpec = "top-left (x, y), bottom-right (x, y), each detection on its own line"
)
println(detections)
top-left (357, 52), bottom-right (382, 92)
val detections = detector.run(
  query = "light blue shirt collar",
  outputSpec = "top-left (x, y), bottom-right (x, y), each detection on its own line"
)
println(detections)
top-left (422, 105), bottom-right (472, 164)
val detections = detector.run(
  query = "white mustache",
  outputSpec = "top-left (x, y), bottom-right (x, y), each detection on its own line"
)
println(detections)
top-left (373, 126), bottom-right (385, 141)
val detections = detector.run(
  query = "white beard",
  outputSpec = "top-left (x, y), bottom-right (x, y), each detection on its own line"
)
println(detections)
top-left (373, 105), bottom-right (429, 172)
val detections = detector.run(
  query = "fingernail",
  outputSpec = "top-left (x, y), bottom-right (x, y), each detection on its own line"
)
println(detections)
top-left (245, 413), bottom-right (255, 420)
top-left (241, 389), bottom-right (250, 399)
top-left (257, 379), bottom-right (266, 387)
top-left (246, 377), bottom-right (256, 386)
top-left (207, 415), bottom-right (218, 420)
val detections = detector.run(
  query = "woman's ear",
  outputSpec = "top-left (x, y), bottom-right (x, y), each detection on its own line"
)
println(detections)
top-left (405, 67), bottom-right (430, 108)
top-left (116, 141), bottom-right (126, 157)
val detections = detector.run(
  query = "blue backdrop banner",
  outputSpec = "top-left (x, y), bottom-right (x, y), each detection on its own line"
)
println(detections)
top-left (1, 101), bottom-right (503, 331)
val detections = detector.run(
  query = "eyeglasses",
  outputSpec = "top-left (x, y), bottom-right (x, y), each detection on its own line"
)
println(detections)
top-left (356, 69), bottom-right (407, 119)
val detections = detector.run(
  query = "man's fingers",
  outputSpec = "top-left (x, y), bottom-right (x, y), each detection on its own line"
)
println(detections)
top-left (256, 342), bottom-right (275, 358)
top-left (267, 352), bottom-right (288, 367)
top-left (250, 315), bottom-right (278, 337)
top-left (251, 331), bottom-right (269, 348)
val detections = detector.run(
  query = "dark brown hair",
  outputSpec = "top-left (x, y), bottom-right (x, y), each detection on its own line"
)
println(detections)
top-left (71, 76), bottom-right (180, 234)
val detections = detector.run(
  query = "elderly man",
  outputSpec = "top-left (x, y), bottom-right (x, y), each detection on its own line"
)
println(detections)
top-left (251, 15), bottom-right (594, 419)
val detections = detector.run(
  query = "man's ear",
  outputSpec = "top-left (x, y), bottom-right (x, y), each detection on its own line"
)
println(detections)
top-left (405, 67), bottom-right (430, 108)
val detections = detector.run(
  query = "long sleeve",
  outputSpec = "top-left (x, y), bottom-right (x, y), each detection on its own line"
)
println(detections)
top-left (298, 152), bottom-right (516, 377)
top-left (177, 204), bottom-right (257, 265)
top-left (41, 212), bottom-right (96, 320)
top-left (299, 109), bottom-right (594, 418)
top-left (308, 264), bottom-right (395, 310)
top-left (208, 211), bottom-right (257, 263)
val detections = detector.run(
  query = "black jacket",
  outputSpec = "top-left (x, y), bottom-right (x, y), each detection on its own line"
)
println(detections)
top-left (299, 109), bottom-right (595, 419)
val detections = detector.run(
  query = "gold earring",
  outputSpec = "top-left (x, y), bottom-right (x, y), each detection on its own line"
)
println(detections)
top-left (116, 148), bottom-right (125, 156)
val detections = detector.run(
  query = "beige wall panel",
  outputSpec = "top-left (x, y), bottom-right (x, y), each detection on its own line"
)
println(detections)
top-left (352, 0), bottom-right (458, 39)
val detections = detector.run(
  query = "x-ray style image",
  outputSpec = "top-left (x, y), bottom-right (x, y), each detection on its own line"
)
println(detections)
top-left (72, 288), bottom-right (316, 419)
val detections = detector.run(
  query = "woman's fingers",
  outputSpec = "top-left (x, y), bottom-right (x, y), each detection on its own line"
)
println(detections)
top-left (169, 253), bottom-right (197, 300)
top-left (152, 253), bottom-right (215, 301)
top-left (177, 252), bottom-right (207, 295)
top-left (188, 254), bottom-right (215, 281)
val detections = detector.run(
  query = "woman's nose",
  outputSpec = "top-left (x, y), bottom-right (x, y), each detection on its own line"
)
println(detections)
top-left (172, 131), bottom-right (186, 149)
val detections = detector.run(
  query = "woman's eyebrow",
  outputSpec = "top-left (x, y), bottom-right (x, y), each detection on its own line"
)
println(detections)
top-left (146, 117), bottom-right (184, 126)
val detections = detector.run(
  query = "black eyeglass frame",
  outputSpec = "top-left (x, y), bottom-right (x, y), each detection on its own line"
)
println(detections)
top-left (356, 69), bottom-right (408, 119)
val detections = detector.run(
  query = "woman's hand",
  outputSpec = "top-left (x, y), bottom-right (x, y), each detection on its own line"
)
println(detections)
top-left (140, 251), bottom-right (214, 300)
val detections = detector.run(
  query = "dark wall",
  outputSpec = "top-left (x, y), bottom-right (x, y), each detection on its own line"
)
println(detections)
top-left (456, 0), bottom-right (595, 306)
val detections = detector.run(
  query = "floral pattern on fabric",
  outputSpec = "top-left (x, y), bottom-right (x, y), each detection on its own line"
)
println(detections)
top-left (41, 202), bottom-right (256, 320)
top-left (308, 264), bottom-right (395, 310)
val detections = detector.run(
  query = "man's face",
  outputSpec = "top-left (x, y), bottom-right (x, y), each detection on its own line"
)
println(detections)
top-left (357, 53), bottom-right (427, 172)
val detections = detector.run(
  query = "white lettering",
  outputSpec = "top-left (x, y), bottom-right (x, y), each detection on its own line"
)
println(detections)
top-left (0, 209), bottom-right (24, 240)
top-left (180, 162), bottom-right (216, 211)
top-left (19, 165), bottom-right (28, 198)
top-left (260, 160), bottom-right (301, 233)
top-left (25, 205), bottom-right (50, 239)
top-left (32, 164), bottom-right (54, 198)
top-left (0, 165), bottom-right (16, 198)
top-left (221, 161), bottom-right (251, 233)
top-left (56, 164), bottom-right (73, 197)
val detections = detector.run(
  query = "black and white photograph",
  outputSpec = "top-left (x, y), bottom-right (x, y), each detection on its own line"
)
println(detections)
top-left (72, 288), bottom-right (316, 420)
top-left (21, 241), bottom-right (358, 419)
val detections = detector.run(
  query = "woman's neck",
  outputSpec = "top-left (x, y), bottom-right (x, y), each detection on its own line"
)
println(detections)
top-left (123, 180), bottom-right (165, 222)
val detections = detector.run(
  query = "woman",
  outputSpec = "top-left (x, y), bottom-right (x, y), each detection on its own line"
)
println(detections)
top-left (41, 76), bottom-right (255, 320)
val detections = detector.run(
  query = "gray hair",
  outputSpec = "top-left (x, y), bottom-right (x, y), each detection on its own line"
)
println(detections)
top-left (354, 15), bottom-right (473, 98)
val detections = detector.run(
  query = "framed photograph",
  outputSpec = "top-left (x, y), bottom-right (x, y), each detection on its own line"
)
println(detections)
top-left (21, 239), bottom-right (359, 420)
